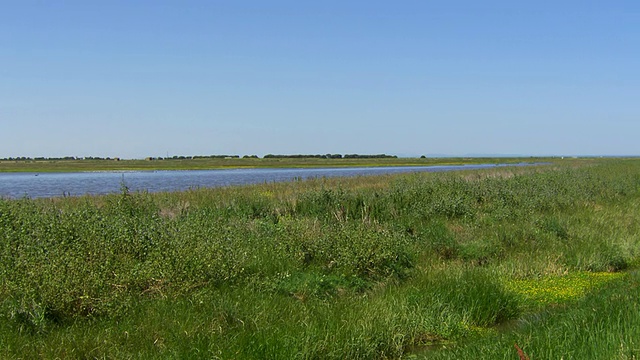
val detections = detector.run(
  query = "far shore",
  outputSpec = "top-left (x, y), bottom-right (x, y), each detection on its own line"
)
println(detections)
top-left (0, 156), bottom-right (567, 173)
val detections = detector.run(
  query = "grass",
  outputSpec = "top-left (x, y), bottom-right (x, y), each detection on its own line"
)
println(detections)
top-left (506, 271), bottom-right (625, 308)
top-left (421, 270), bottom-right (640, 359)
top-left (1, 158), bottom-right (640, 358)
top-left (0, 156), bottom-right (556, 173)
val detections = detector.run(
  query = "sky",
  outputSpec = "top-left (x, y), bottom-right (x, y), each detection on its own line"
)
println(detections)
top-left (1, 1), bottom-right (639, 159)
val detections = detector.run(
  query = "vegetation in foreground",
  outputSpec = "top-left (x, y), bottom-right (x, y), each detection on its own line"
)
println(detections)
top-left (1, 158), bottom-right (639, 359)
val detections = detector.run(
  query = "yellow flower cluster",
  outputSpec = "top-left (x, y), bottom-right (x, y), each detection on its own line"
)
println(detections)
top-left (506, 272), bottom-right (624, 307)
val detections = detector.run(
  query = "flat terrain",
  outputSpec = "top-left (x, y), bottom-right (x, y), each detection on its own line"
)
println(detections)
top-left (1, 158), bottom-right (639, 359)
top-left (0, 156), bottom-right (556, 172)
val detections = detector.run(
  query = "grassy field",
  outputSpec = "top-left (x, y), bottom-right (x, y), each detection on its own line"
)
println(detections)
top-left (1, 158), bottom-right (639, 359)
top-left (0, 156), bottom-right (556, 173)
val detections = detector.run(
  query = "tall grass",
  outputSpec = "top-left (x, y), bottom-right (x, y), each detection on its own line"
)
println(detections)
top-left (1, 158), bottom-right (640, 358)
top-left (424, 270), bottom-right (640, 360)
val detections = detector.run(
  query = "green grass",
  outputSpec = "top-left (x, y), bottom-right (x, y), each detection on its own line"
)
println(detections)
top-left (506, 271), bottom-right (625, 308)
top-left (419, 270), bottom-right (640, 360)
top-left (0, 156), bottom-right (556, 173)
top-left (1, 158), bottom-right (640, 358)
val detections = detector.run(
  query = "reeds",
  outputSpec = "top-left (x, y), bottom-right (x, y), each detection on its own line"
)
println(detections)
top-left (1, 158), bottom-right (639, 358)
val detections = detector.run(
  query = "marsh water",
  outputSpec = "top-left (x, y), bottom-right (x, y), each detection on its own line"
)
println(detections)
top-left (0, 163), bottom-right (532, 199)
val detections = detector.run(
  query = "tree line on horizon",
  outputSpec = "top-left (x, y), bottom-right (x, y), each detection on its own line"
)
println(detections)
top-left (0, 156), bottom-right (118, 161)
top-left (263, 154), bottom-right (398, 159)
top-left (1, 154), bottom-right (399, 161)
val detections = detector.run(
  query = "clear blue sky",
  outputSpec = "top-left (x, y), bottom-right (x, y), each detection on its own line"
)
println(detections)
top-left (2, 1), bottom-right (638, 159)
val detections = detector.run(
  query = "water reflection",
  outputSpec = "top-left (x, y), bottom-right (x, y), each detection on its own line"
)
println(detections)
top-left (0, 163), bottom-right (534, 199)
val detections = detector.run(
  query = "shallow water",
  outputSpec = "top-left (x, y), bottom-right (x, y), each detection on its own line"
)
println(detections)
top-left (0, 163), bottom-right (532, 199)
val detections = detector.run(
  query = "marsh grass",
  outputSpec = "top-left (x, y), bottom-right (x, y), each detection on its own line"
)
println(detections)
top-left (1, 158), bottom-right (640, 358)
top-left (423, 270), bottom-right (640, 360)
top-left (506, 271), bottom-right (625, 308)
top-left (0, 156), bottom-right (548, 173)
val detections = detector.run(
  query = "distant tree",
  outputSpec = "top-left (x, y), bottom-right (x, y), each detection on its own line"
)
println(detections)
top-left (344, 154), bottom-right (397, 159)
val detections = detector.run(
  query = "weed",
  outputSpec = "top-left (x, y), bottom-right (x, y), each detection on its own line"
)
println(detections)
top-left (1, 158), bottom-right (640, 358)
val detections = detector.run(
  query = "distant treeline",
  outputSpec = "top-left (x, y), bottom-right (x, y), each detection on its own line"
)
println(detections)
top-left (175, 155), bottom-right (240, 160)
top-left (1, 154), bottom-right (397, 161)
top-left (263, 154), bottom-right (398, 159)
top-left (151, 155), bottom-right (258, 160)
top-left (0, 155), bottom-right (244, 161)
top-left (0, 156), bottom-right (119, 161)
